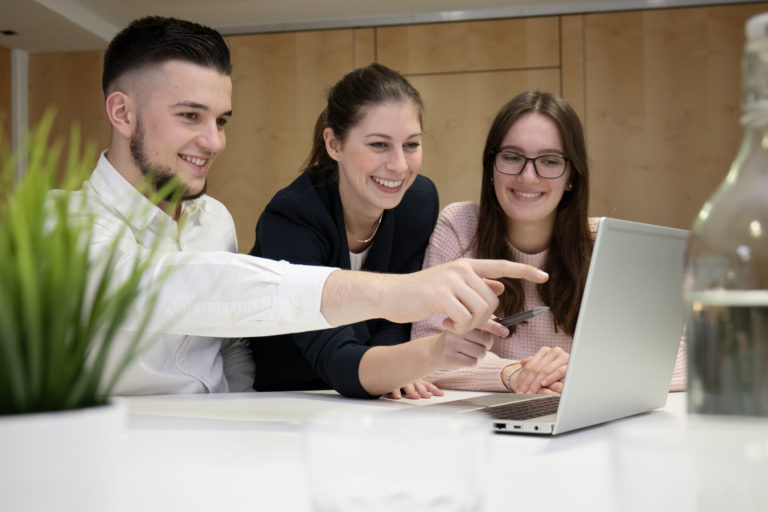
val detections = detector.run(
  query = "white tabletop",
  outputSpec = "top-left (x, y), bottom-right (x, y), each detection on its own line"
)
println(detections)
top-left (114, 391), bottom-right (767, 512)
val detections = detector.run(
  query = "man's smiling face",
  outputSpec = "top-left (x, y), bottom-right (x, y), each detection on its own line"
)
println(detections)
top-left (128, 60), bottom-right (232, 199)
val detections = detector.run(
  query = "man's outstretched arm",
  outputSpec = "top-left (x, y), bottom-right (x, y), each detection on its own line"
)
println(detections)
top-left (321, 258), bottom-right (549, 334)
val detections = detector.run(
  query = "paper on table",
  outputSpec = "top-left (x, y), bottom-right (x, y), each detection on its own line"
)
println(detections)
top-left (123, 390), bottom-right (421, 423)
top-left (123, 389), bottom-right (489, 422)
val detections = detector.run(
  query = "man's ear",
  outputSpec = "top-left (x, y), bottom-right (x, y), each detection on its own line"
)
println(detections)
top-left (105, 91), bottom-right (136, 139)
top-left (323, 127), bottom-right (342, 162)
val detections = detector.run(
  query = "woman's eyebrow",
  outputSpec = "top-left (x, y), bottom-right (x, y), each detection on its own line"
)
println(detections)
top-left (498, 145), bottom-right (564, 154)
top-left (364, 132), bottom-right (422, 138)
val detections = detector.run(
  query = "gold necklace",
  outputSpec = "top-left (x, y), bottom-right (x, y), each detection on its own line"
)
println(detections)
top-left (355, 214), bottom-right (383, 243)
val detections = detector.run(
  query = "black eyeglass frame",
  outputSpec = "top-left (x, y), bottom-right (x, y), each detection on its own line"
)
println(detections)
top-left (491, 150), bottom-right (570, 180)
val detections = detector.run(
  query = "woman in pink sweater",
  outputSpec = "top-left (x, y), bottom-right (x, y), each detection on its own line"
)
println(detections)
top-left (412, 91), bottom-right (686, 394)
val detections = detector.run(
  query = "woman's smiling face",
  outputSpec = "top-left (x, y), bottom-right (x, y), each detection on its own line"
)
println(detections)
top-left (493, 112), bottom-right (571, 235)
top-left (326, 100), bottom-right (422, 218)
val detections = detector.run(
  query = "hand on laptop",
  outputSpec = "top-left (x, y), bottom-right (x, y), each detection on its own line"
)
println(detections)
top-left (508, 346), bottom-right (569, 394)
top-left (384, 379), bottom-right (444, 400)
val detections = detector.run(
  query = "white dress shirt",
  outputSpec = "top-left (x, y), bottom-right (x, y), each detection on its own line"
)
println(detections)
top-left (67, 153), bottom-right (334, 395)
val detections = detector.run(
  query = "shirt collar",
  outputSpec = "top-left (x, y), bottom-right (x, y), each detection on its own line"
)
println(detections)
top-left (180, 196), bottom-right (207, 227)
top-left (89, 151), bottom-right (209, 230)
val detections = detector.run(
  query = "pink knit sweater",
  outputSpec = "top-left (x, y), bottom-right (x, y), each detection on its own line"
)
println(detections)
top-left (411, 202), bottom-right (687, 392)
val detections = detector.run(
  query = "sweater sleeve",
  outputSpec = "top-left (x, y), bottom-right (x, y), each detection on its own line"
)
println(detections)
top-left (411, 202), bottom-right (516, 391)
top-left (411, 202), bottom-right (472, 341)
top-left (425, 350), bottom-right (511, 392)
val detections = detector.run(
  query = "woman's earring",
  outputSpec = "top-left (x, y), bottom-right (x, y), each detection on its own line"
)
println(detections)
top-left (566, 181), bottom-right (573, 191)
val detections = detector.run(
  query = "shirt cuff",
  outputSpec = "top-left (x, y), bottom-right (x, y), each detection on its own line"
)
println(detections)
top-left (278, 261), bottom-right (336, 328)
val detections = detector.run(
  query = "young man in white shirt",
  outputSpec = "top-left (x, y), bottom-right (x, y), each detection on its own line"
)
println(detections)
top-left (77, 16), bottom-right (548, 395)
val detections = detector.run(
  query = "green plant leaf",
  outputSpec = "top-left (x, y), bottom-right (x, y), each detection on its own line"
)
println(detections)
top-left (1, 109), bottom-right (180, 414)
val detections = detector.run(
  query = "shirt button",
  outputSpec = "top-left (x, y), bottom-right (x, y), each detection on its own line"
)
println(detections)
top-left (292, 309), bottom-right (303, 320)
top-left (229, 314), bottom-right (238, 324)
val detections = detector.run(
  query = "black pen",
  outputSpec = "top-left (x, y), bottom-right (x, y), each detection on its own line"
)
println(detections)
top-left (494, 306), bottom-right (550, 327)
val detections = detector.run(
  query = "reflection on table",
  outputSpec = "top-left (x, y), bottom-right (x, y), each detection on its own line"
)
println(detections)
top-left (117, 391), bottom-right (767, 512)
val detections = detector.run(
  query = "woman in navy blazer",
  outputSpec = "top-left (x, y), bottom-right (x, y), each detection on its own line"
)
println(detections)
top-left (248, 64), bottom-right (444, 399)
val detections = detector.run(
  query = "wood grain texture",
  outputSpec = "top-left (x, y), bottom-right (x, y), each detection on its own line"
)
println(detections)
top-left (377, 16), bottom-right (560, 75)
top-left (27, 50), bottom-right (107, 178)
top-left (353, 28), bottom-right (376, 67)
top-left (560, 14), bottom-right (585, 123)
top-left (212, 30), bottom-right (359, 251)
top-left (410, 69), bottom-right (561, 207)
top-left (16, 2), bottom-right (768, 251)
top-left (583, 3), bottom-right (768, 229)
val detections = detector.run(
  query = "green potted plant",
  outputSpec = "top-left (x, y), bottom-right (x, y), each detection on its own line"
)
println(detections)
top-left (0, 111), bottom-right (176, 511)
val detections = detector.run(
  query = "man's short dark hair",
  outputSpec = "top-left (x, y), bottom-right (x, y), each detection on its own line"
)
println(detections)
top-left (102, 16), bottom-right (232, 96)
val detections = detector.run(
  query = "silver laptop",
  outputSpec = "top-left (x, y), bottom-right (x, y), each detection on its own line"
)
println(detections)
top-left (425, 217), bottom-right (688, 435)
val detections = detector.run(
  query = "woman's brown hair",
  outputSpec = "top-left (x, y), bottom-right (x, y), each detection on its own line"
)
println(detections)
top-left (475, 91), bottom-right (592, 335)
top-left (303, 63), bottom-right (423, 184)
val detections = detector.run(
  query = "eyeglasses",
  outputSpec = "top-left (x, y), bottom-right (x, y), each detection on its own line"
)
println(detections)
top-left (493, 150), bottom-right (569, 179)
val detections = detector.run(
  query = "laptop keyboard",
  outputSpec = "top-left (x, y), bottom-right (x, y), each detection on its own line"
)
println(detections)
top-left (487, 396), bottom-right (561, 420)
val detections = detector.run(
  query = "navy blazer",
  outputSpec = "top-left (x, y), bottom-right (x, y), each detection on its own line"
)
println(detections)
top-left (248, 171), bottom-right (439, 398)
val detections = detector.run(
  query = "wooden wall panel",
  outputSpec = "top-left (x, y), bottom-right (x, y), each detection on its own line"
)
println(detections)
top-left (353, 28), bottom-right (376, 67)
top-left (377, 17), bottom-right (559, 75)
top-left (213, 29), bottom-right (360, 252)
top-left (28, 50), bottom-right (107, 171)
top-left (0, 46), bottom-right (10, 158)
top-left (584, 3), bottom-right (768, 229)
top-left (410, 69), bottom-right (561, 206)
top-left (17, 2), bottom-right (766, 252)
top-left (560, 15), bottom-right (586, 123)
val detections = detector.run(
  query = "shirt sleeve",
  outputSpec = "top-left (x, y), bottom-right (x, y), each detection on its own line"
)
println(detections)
top-left (86, 212), bottom-right (335, 339)
top-left (220, 338), bottom-right (256, 392)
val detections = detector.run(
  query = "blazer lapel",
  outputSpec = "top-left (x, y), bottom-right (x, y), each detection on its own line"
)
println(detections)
top-left (329, 182), bottom-right (352, 269)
